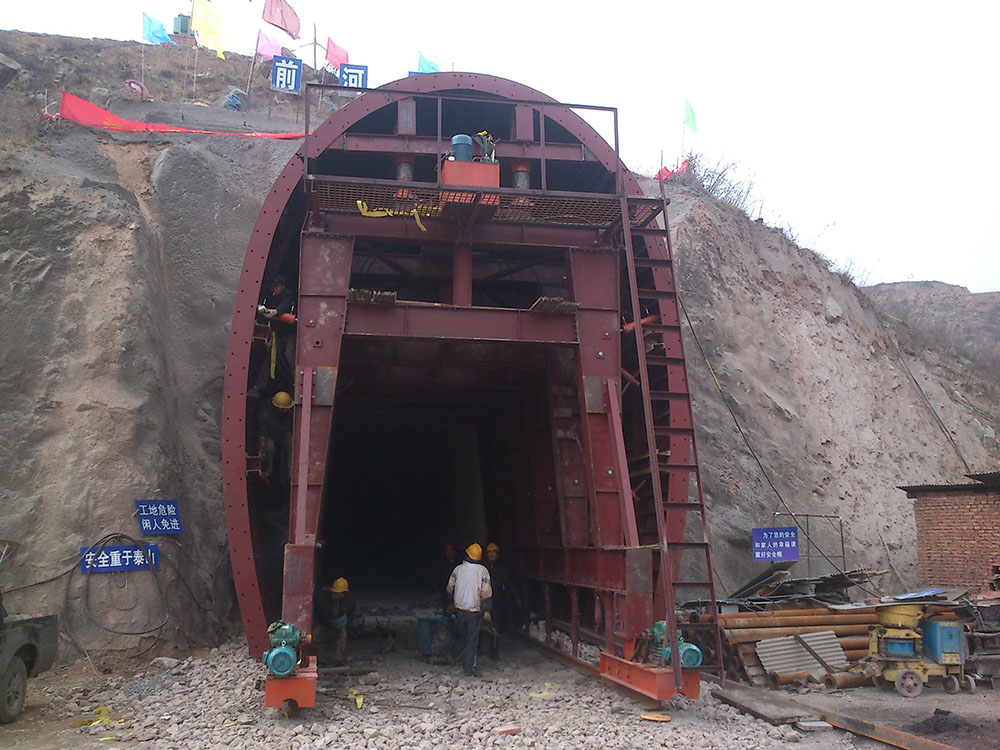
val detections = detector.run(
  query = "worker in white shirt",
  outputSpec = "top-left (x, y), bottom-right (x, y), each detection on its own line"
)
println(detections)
top-left (446, 543), bottom-right (493, 676)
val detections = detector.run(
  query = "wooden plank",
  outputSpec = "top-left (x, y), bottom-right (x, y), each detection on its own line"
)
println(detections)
top-left (711, 686), bottom-right (821, 726)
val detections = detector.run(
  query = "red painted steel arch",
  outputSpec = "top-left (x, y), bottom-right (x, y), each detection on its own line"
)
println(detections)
top-left (221, 73), bottom-right (653, 656)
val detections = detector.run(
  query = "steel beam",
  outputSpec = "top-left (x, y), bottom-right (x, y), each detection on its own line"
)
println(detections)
top-left (327, 132), bottom-right (594, 162)
top-left (344, 303), bottom-right (577, 343)
top-left (514, 546), bottom-right (653, 593)
top-left (282, 232), bottom-right (354, 634)
top-left (322, 213), bottom-right (607, 250)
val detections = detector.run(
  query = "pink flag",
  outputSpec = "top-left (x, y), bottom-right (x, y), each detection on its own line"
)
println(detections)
top-left (262, 0), bottom-right (300, 40)
top-left (325, 38), bottom-right (349, 70)
top-left (256, 29), bottom-right (283, 60)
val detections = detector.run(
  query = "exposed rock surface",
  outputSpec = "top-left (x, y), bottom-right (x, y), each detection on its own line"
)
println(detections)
top-left (0, 30), bottom-right (997, 653)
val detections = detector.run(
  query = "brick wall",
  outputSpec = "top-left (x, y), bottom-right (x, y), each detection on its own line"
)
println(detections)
top-left (913, 490), bottom-right (1000, 593)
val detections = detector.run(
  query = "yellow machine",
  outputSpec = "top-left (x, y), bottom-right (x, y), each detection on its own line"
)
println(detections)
top-left (866, 604), bottom-right (974, 697)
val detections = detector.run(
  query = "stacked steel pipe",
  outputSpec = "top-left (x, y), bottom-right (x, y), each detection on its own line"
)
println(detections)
top-left (685, 606), bottom-right (876, 686)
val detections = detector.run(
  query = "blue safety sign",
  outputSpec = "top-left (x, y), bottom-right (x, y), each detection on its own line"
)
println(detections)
top-left (135, 499), bottom-right (183, 535)
top-left (80, 545), bottom-right (159, 573)
top-left (271, 56), bottom-right (302, 94)
top-left (752, 526), bottom-right (799, 562)
top-left (339, 63), bottom-right (368, 88)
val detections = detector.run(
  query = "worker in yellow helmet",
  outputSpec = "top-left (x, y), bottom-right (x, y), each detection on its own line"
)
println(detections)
top-left (446, 543), bottom-right (492, 676)
top-left (315, 577), bottom-right (356, 665)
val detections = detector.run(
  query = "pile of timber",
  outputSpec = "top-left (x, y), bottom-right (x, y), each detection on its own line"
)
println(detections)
top-left (686, 606), bottom-right (876, 686)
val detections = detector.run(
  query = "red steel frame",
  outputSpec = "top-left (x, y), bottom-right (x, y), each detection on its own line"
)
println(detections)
top-left (221, 73), bottom-right (712, 700)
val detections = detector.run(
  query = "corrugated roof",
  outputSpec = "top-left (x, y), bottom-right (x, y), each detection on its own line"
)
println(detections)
top-left (754, 631), bottom-right (847, 678)
top-left (899, 483), bottom-right (992, 495)
top-left (900, 470), bottom-right (1000, 495)
top-left (967, 471), bottom-right (1000, 486)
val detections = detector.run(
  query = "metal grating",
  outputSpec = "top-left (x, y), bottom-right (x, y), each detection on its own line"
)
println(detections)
top-left (311, 178), bottom-right (660, 229)
top-left (754, 631), bottom-right (847, 678)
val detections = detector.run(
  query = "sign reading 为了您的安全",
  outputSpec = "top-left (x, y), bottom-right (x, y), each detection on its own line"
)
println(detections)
top-left (271, 56), bottom-right (302, 95)
top-left (80, 544), bottom-right (159, 573)
top-left (339, 63), bottom-right (368, 89)
top-left (752, 526), bottom-right (799, 562)
top-left (136, 499), bottom-right (183, 534)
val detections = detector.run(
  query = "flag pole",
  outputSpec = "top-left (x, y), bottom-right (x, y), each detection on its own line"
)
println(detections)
top-left (246, 52), bottom-right (257, 108)
top-left (192, 43), bottom-right (199, 102)
top-left (141, 43), bottom-right (145, 87)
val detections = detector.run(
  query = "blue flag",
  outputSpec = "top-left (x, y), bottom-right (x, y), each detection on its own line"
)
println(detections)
top-left (417, 52), bottom-right (440, 74)
top-left (142, 13), bottom-right (177, 45)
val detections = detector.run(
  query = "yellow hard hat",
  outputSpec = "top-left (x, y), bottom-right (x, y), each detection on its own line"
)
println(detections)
top-left (486, 542), bottom-right (500, 553)
top-left (465, 543), bottom-right (483, 561)
top-left (329, 577), bottom-right (349, 593)
top-left (272, 391), bottom-right (293, 410)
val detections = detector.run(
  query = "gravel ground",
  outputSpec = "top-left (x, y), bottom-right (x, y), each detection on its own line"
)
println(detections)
top-left (2, 633), bottom-right (862, 749)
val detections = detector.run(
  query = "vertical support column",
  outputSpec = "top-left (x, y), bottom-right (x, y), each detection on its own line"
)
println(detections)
top-left (567, 250), bottom-right (623, 548)
top-left (453, 242), bottom-right (473, 306)
top-left (543, 584), bottom-right (553, 646)
top-left (545, 351), bottom-right (589, 548)
top-left (570, 586), bottom-right (580, 657)
top-left (282, 230), bottom-right (354, 634)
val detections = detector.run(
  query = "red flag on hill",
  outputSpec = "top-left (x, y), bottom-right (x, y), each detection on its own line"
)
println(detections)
top-left (325, 38), bottom-right (349, 71)
top-left (263, 0), bottom-right (301, 40)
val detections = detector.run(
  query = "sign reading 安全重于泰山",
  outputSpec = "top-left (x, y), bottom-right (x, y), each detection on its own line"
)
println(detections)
top-left (80, 545), bottom-right (160, 573)
top-left (136, 499), bottom-right (183, 534)
top-left (752, 526), bottom-right (799, 562)
top-left (339, 64), bottom-right (368, 88)
top-left (271, 56), bottom-right (303, 95)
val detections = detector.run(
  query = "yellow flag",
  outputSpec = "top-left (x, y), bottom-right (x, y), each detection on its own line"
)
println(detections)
top-left (191, 0), bottom-right (226, 59)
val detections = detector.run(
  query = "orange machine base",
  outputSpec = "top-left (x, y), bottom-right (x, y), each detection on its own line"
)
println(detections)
top-left (599, 652), bottom-right (701, 701)
top-left (264, 656), bottom-right (318, 708)
top-left (441, 160), bottom-right (500, 188)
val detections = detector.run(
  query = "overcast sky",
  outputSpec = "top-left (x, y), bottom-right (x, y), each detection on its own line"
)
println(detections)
top-left (3, 1), bottom-right (998, 292)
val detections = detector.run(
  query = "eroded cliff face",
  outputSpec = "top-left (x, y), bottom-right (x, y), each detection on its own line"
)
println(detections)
top-left (661, 188), bottom-right (995, 594)
top-left (0, 110), bottom-right (297, 648)
top-left (1, 31), bottom-right (996, 650)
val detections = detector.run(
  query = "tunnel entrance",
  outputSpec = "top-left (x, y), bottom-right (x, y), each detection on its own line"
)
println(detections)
top-left (320, 420), bottom-right (488, 598)
top-left (315, 336), bottom-right (563, 610)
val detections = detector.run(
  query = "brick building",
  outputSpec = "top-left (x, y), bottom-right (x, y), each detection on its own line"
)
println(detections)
top-left (900, 472), bottom-right (1000, 594)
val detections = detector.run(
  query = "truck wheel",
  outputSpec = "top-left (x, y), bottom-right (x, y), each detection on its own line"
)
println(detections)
top-left (0, 657), bottom-right (27, 724)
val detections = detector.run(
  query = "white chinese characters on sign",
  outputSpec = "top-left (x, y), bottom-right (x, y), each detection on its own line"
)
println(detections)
top-left (271, 56), bottom-right (302, 94)
top-left (339, 64), bottom-right (368, 89)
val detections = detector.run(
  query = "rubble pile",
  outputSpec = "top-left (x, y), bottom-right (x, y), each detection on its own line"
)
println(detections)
top-left (28, 637), bottom-right (851, 749)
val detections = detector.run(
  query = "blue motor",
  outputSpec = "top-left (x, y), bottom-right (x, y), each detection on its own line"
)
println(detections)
top-left (262, 620), bottom-right (302, 677)
top-left (450, 134), bottom-right (474, 162)
top-left (664, 640), bottom-right (704, 668)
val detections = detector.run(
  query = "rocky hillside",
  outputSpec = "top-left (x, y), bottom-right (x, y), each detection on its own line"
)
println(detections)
top-left (865, 281), bottom-right (1000, 455)
top-left (0, 31), bottom-right (997, 651)
top-left (664, 190), bottom-right (998, 595)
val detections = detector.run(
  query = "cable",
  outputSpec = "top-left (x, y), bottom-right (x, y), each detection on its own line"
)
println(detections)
top-left (62, 533), bottom-right (170, 660)
top-left (674, 293), bottom-right (884, 599)
top-left (862, 292), bottom-right (971, 473)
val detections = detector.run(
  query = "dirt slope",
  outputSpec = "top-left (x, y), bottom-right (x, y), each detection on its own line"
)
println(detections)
top-left (1, 31), bottom-right (997, 650)
top-left (661, 187), bottom-right (996, 594)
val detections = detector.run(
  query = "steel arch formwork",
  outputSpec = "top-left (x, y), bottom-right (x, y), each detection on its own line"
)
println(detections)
top-left (221, 73), bottom-right (720, 702)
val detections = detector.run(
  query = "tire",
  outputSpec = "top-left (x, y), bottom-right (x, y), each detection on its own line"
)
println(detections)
top-left (943, 675), bottom-right (960, 694)
top-left (960, 674), bottom-right (976, 694)
top-left (0, 657), bottom-right (28, 724)
top-left (894, 668), bottom-right (924, 698)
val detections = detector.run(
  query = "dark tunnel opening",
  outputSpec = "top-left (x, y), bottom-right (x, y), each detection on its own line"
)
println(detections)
top-left (318, 419), bottom-right (489, 601)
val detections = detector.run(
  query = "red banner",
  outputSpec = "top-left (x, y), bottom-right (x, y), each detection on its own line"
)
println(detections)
top-left (57, 93), bottom-right (305, 140)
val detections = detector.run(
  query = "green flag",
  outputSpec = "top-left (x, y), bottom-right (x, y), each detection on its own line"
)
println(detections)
top-left (684, 99), bottom-right (697, 134)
